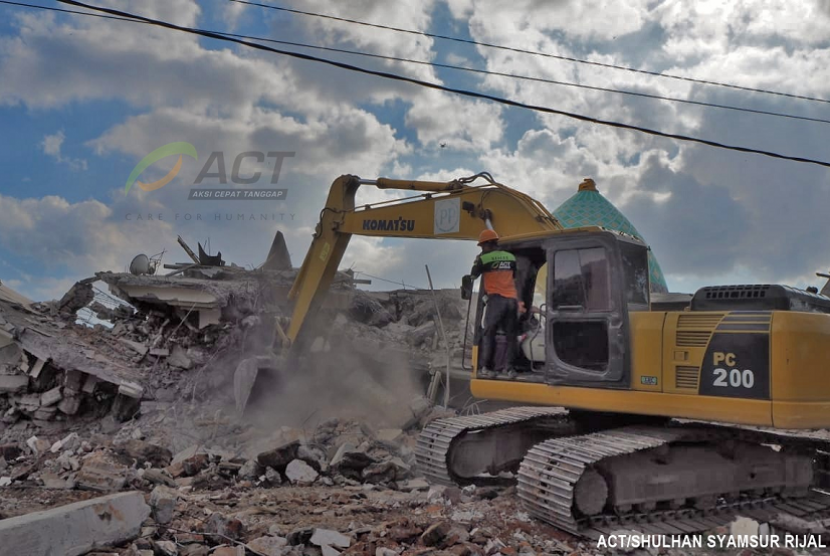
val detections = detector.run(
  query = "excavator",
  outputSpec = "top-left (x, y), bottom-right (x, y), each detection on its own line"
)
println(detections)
top-left (285, 173), bottom-right (830, 537)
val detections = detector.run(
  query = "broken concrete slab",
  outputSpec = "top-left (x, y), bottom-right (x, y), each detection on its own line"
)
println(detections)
top-left (40, 386), bottom-right (63, 407)
top-left (149, 485), bottom-right (178, 525)
top-left (0, 491), bottom-right (149, 556)
top-left (248, 536), bottom-right (289, 556)
top-left (167, 345), bottom-right (192, 370)
top-left (120, 339), bottom-right (149, 357)
top-left (76, 451), bottom-right (129, 492)
top-left (0, 374), bottom-right (28, 393)
top-left (285, 459), bottom-right (318, 485)
top-left (310, 529), bottom-right (351, 548)
top-left (257, 440), bottom-right (300, 471)
top-left (321, 546), bottom-right (341, 556)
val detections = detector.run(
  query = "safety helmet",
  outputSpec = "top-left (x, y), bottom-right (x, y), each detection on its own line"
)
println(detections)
top-left (477, 229), bottom-right (499, 245)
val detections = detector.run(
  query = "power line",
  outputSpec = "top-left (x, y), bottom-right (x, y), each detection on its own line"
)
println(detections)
top-left (5, 1), bottom-right (827, 126)
top-left (354, 271), bottom-right (424, 290)
top-left (51, 0), bottom-right (830, 169)
top-left (212, 29), bottom-right (830, 126)
top-left (6, 0), bottom-right (830, 168)
top-left (0, 0), bottom-right (130, 21)
top-left (230, 0), bottom-right (830, 106)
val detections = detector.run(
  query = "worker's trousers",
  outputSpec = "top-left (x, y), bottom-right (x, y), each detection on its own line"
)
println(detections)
top-left (480, 294), bottom-right (519, 371)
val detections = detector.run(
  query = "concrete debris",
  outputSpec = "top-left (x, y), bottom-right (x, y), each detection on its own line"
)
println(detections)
top-left (248, 535), bottom-right (289, 556)
top-left (286, 459), bottom-right (319, 485)
top-left (310, 528), bottom-right (351, 548)
top-left (0, 492), bottom-right (149, 556)
top-left (76, 451), bottom-right (130, 492)
top-left (149, 485), bottom-right (178, 524)
top-left (168, 345), bottom-right (193, 370)
top-left (0, 375), bottom-right (28, 393)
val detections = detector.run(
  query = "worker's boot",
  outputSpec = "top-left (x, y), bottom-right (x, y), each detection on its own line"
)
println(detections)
top-left (505, 367), bottom-right (518, 380)
top-left (478, 367), bottom-right (496, 379)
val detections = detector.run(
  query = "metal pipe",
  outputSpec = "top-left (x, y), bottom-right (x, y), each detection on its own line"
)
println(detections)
top-left (425, 264), bottom-right (451, 408)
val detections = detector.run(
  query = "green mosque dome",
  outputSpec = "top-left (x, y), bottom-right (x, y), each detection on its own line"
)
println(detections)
top-left (552, 179), bottom-right (669, 293)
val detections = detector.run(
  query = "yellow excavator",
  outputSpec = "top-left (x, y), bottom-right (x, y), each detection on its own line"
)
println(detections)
top-left (286, 173), bottom-right (830, 537)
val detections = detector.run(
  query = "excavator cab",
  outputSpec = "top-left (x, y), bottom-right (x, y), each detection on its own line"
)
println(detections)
top-left (472, 229), bottom-right (650, 389)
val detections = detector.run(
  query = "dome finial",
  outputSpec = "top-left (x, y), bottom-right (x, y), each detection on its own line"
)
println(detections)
top-left (579, 178), bottom-right (597, 192)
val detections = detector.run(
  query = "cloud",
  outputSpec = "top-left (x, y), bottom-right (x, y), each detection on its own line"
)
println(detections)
top-left (39, 131), bottom-right (87, 171)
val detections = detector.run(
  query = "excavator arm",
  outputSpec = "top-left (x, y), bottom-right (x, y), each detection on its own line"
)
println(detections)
top-left (286, 173), bottom-right (562, 348)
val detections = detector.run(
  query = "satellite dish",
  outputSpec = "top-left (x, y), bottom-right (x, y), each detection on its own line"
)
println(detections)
top-left (129, 254), bottom-right (151, 275)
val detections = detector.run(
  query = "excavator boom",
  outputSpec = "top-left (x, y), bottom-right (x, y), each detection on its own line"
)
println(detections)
top-left (286, 173), bottom-right (561, 346)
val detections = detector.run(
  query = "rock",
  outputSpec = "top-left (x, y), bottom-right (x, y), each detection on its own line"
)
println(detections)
top-left (206, 512), bottom-right (245, 541)
top-left (286, 459), bottom-right (319, 485)
top-left (120, 339), bottom-right (149, 356)
top-left (181, 545), bottom-right (209, 556)
top-left (404, 397), bottom-right (433, 430)
top-left (168, 345), bottom-right (193, 370)
top-left (310, 529), bottom-right (351, 548)
top-left (401, 478), bottom-right (430, 491)
top-left (0, 492), bottom-right (149, 556)
top-left (329, 443), bottom-right (355, 467)
top-left (376, 549), bottom-right (398, 556)
top-left (0, 477), bottom-right (11, 487)
top-left (114, 440), bottom-right (173, 468)
top-left (238, 459), bottom-right (262, 480)
top-left (51, 432), bottom-right (80, 454)
top-left (387, 521), bottom-right (422, 542)
top-left (154, 540), bottom-right (179, 556)
top-left (142, 468), bottom-right (177, 488)
top-left (248, 536), bottom-right (289, 556)
top-left (149, 485), bottom-right (178, 524)
top-left (172, 445), bottom-right (208, 465)
top-left (729, 516), bottom-right (760, 537)
top-left (257, 440), bottom-right (300, 471)
top-left (76, 451), bottom-right (128, 492)
top-left (181, 454), bottom-right (210, 477)
top-left (40, 471), bottom-right (73, 489)
top-left (212, 548), bottom-right (244, 556)
top-left (0, 444), bottom-right (21, 462)
top-left (333, 450), bottom-right (376, 479)
top-left (26, 435), bottom-right (50, 456)
top-left (0, 375), bottom-right (28, 393)
top-left (321, 546), bottom-right (341, 556)
top-left (421, 522), bottom-right (452, 547)
top-left (288, 527), bottom-right (315, 546)
top-left (408, 321), bottom-right (436, 346)
top-left (265, 466), bottom-right (282, 485)
top-left (297, 444), bottom-right (326, 471)
top-left (444, 526), bottom-right (470, 546)
top-left (376, 429), bottom-right (403, 443)
top-left (362, 461), bottom-right (400, 484)
top-left (770, 513), bottom-right (826, 534)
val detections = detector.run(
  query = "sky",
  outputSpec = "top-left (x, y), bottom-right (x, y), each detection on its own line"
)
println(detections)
top-left (1, 0), bottom-right (830, 301)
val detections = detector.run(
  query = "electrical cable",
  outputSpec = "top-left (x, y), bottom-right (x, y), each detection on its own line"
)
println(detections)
top-left (230, 0), bottom-right (830, 105)
top-left (8, 1), bottom-right (830, 168)
top-left (3, 1), bottom-right (828, 125)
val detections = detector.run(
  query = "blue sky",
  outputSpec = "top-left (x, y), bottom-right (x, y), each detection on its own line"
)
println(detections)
top-left (1, 0), bottom-right (830, 300)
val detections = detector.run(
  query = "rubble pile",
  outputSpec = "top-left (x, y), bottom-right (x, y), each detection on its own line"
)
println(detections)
top-left (0, 260), bottom-right (360, 430)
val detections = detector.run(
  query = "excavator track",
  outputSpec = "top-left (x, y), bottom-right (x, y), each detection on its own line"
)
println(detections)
top-left (416, 406), bottom-right (577, 485)
top-left (419, 411), bottom-right (830, 539)
top-left (518, 426), bottom-right (830, 539)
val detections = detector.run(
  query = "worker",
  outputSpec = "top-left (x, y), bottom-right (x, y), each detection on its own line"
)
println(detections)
top-left (468, 229), bottom-right (520, 379)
